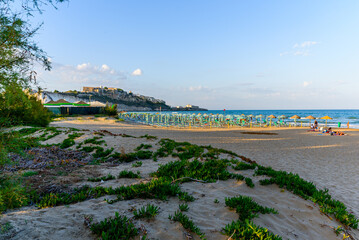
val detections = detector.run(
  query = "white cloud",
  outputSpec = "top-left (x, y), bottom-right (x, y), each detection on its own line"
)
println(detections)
top-left (294, 41), bottom-right (319, 48)
top-left (132, 68), bottom-right (142, 76)
top-left (77, 63), bottom-right (90, 70)
top-left (101, 64), bottom-right (110, 71)
top-left (189, 85), bottom-right (204, 91)
top-left (294, 51), bottom-right (309, 56)
top-left (303, 81), bottom-right (312, 87)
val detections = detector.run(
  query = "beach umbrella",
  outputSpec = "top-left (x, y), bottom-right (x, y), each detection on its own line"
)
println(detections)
top-left (278, 115), bottom-right (287, 119)
top-left (320, 116), bottom-right (333, 127)
top-left (305, 115), bottom-right (316, 126)
top-left (267, 115), bottom-right (276, 127)
top-left (290, 115), bottom-right (301, 125)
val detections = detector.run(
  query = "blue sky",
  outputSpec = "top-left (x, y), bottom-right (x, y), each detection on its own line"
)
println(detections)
top-left (33, 0), bottom-right (359, 109)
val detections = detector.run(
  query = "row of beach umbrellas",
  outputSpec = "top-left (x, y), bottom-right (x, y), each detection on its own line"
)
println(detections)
top-left (119, 112), bottom-right (334, 128)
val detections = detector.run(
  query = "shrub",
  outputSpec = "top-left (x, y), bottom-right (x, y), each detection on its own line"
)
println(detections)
top-left (169, 210), bottom-right (206, 240)
top-left (118, 170), bottom-right (141, 179)
top-left (90, 212), bottom-right (139, 240)
top-left (133, 204), bottom-right (159, 219)
top-left (179, 203), bottom-right (189, 212)
top-left (0, 177), bottom-right (29, 213)
top-left (104, 104), bottom-right (118, 116)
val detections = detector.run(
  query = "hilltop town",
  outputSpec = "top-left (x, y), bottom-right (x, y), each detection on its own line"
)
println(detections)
top-left (37, 86), bottom-right (207, 112)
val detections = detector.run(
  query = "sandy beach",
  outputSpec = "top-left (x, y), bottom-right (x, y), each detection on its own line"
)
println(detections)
top-left (1, 117), bottom-right (359, 240)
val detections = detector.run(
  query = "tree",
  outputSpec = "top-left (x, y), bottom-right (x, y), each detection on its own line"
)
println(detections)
top-left (0, 0), bottom-right (66, 126)
top-left (0, 0), bottom-right (66, 90)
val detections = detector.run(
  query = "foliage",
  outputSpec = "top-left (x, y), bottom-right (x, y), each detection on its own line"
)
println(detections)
top-left (93, 147), bottom-right (113, 158)
top-left (111, 150), bottom-right (153, 163)
top-left (233, 162), bottom-right (256, 171)
top-left (22, 171), bottom-right (39, 177)
top-left (104, 103), bottom-right (118, 116)
top-left (133, 204), bottom-right (159, 219)
top-left (0, 176), bottom-right (29, 213)
top-left (169, 210), bottom-right (206, 240)
top-left (225, 196), bottom-right (277, 221)
top-left (83, 136), bottom-right (105, 145)
top-left (0, 84), bottom-right (52, 127)
top-left (118, 170), bottom-right (141, 179)
top-left (135, 144), bottom-right (152, 151)
top-left (90, 212), bottom-right (139, 240)
top-left (179, 203), bottom-right (189, 212)
top-left (132, 161), bottom-right (142, 168)
top-left (245, 178), bottom-right (254, 188)
top-left (255, 166), bottom-right (359, 228)
top-left (59, 132), bottom-right (83, 149)
top-left (88, 174), bottom-right (116, 182)
top-left (222, 220), bottom-right (282, 240)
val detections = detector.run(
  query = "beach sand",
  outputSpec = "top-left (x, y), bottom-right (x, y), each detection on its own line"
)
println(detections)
top-left (1, 117), bottom-right (359, 240)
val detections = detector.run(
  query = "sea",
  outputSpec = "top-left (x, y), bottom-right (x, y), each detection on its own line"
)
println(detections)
top-left (158, 109), bottom-right (359, 128)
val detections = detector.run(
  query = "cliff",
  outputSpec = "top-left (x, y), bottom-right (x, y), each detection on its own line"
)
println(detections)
top-left (38, 91), bottom-right (171, 111)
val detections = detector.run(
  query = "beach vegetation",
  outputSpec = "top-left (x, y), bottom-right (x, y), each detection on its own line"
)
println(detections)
top-left (222, 220), bottom-right (281, 240)
top-left (233, 162), bottom-right (256, 171)
top-left (133, 204), bottom-right (159, 219)
top-left (111, 150), bottom-right (153, 163)
top-left (104, 103), bottom-right (118, 116)
top-left (135, 144), bottom-right (152, 151)
top-left (90, 212), bottom-right (139, 240)
top-left (0, 176), bottom-right (28, 213)
top-left (22, 171), bottom-right (39, 177)
top-left (93, 147), bottom-right (113, 158)
top-left (118, 170), bottom-right (141, 179)
top-left (255, 166), bottom-right (359, 228)
top-left (139, 134), bottom-right (158, 140)
top-left (132, 161), bottom-right (142, 168)
top-left (169, 210), bottom-right (206, 240)
top-left (83, 136), bottom-right (105, 145)
top-left (179, 203), bottom-right (189, 212)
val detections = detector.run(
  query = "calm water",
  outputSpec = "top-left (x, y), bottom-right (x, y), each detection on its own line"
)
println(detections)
top-left (159, 109), bottom-right (359, 128)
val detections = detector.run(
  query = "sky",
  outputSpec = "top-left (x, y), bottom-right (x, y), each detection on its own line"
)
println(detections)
top-left (30, 0), bottom-right (359, 110)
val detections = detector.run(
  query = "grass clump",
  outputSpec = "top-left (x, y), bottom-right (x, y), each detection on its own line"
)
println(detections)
top-left (22, 171), bottom-right (39, 177)
top-left (0, 177), bottom-right (29, 213)
top-left (133, 204), bottom-right (159, 219)
top-left (90, 212), bottom-right (138, 240)
top-left (225, 195), bottom-right (277, 221)
top-left (88, 174), bottom-right (116, 182)
top-left (222, 220), bottom-right (281, 240)
top-left (93, 147), bottom-right (113, 158)
top-left (255, 166), bottom-right (359, 228)
top-left (135, 144), bottom-right (152, 151)
top-left (245, 178), bottom-right (255, 188)
top-left (83, 136), bottom-right (105, 145)
top-left (111, 150), bottom-right (153, 163)
top-left (222, 195), bottom-right (280, 240)
top-left (59, 132), bottom-right (84, 149)
top-left (132, 161), bottom-right (142, 168)
top-left (179, 203), bottom-right (189, 212)
top-left (169, 210), bottom-right (206, 240)
top-left (233, 162), bottom-right (256, 171)
top-left (118, 170), bottom-right (141, 179)
top-left (139, 134), bottom-right (158, 140)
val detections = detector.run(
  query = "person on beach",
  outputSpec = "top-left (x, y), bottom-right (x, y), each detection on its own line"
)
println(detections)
top-left (314, 120), bottom-right (318, 129)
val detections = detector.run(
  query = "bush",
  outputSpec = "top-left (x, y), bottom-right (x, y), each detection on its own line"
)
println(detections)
top-left (0, 83), bottom-right (52, 128)
top-left (0, 177), bottom-right (29, 213)
top-left (104, 104), bottom-right (118, 116)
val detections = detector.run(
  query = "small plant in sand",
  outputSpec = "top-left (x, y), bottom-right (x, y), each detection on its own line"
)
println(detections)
top-left (111, 150), bottom-right (153, 163)
top-left (225, 195), bottom-right (277, 221)
top-left (139, 134), bottom-right (158, 140)
top-left (132, 161), bottom-right (143, 168)
top-left (22, 171), bottom-right (39, 177)
top-left (222, 220), bottom-right (282, 240)
top-left (255, 166), bottom-right (359, 228)
top-left (90, 212), bottom-right (138, 239)
top-left (92, 147), bottom-right (113, 158)
top-left (118, 170), bottom-right (141, 179)
top-left (222, 195), bottom-right (280, 240)
top-left (245, 178), bottom-right (255, 188)
top-left (0, 222), bottom-right (13, 234)
top-left (179, 203), bottom-right (189, 212)
top-left (83, 136), bottom-right (105, 145)
top-left (133, 204), bottom-right (160, 219)
top-left (233, 162), bottom-right (256, 171)
top-left (88, 174), bottom-right (116, 182)
top-left (59, 132), bottom-right (84, 149)
top-left (169, 210), bottom-right (206, 240)
top-left (135, 144), bottom-right (152, 151)
top-left (214, 199), bottom-right (219, 204)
